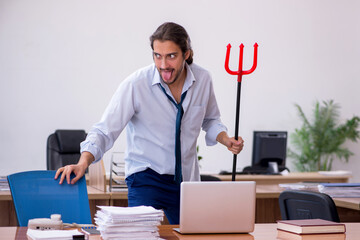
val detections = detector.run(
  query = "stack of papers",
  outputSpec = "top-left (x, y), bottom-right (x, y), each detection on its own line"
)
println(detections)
top-left (108, 178), bottom-right (128, 192)
top-left (95, 206), bottom-right (164, 240)
top-left (318, 183), bottom-right (360, 197)
top-left (27, 229), bottom-right (84, 240)
top-left (318, 170), bottom-right (352, 176)
top-left (279, 182), bottom-right (320, 191)
top-left (0, 176), bottom-right (9, 191)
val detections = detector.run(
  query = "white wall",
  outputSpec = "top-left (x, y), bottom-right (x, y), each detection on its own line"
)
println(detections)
top-left (1, 0), bottom-right (359, 182)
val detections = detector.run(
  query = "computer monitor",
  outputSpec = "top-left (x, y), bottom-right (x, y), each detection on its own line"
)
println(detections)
top-left (243, 131), bottom-right (288, 174)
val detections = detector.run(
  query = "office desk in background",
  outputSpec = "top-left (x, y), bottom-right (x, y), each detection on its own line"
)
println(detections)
top-left (217, 172), bottom-right (357, 223)
top-left (0, 185), bottom-right (130, 226)
top-left (2, 223), bottom-right (360, 240)
top-left (2, 184), bottom-right (358, 226)
top-left (1, 172), bottom-right (357, 226)
top-left (255, 184), bottom-right (360, 223)
top-left (215, 171), bottom-right (350, 184)
top-left (102, 171), bottom-right (351, 185)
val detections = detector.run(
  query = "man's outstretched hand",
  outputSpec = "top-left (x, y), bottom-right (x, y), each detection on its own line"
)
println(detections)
top-left (54, 151), bottom-right (94, 184)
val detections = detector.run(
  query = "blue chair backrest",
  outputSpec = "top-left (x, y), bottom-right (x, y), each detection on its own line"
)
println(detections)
top-left (7, 170), bottom-right (92, 226)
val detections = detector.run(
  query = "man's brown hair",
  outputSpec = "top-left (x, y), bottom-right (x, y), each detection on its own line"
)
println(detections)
top-left (150, 22), bottom-right (193, 65)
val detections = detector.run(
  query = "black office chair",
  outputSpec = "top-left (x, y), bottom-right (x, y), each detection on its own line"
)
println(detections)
top-left (46, 129), bottom-right (87, 170)
top-left (279, 190), bottom-right (340, 222)
top-left (200, 174), bottom-right (221, 181)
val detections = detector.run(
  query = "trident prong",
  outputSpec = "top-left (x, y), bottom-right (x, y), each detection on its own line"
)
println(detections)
top-left (224, 42), bottom-right (258, 181)
top-left (225, 43), bottom-right (258, 82)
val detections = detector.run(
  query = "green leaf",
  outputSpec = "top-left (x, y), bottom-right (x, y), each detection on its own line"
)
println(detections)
top-left (288, 100), bottom-right (360, 171)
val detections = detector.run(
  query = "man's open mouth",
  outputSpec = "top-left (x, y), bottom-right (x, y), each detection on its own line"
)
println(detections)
top-left (161, 69), bottom-right (173, 81)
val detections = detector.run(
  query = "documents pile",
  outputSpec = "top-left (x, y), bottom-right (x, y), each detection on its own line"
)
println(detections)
top-left (0, 176), bottom-right (9, 191)
top-left (95, 206), bottom-right (164, 240)
top-left (27, 229), bottom-right (84, 240)
top-left (109, 153), bottom-right (128, 192)
top-left (318, 183), bottom-right (360, 197)
top-left (279, 182), bottom-right (320, 191)
top-left (108, 178), bottom-right (128, 192)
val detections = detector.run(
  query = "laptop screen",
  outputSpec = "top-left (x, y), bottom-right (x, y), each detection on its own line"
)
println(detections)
top-left (178, 181), bottom-right (256, 234)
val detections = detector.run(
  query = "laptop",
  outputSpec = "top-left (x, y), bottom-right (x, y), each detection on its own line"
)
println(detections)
top-left (174, 181), bottom-right (256, 234)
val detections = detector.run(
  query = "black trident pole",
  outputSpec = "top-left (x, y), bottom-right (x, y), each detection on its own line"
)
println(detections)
top-left (224, 43), bottom-right (258, 181)
top-left (232, 80), bottom-right (242, 181)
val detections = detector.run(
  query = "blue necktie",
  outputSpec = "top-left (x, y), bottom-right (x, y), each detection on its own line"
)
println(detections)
top-left (159, 84), bottom-right (187, 184)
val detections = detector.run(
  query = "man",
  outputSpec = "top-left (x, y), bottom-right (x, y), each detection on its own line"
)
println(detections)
top-left (55, 22), bottom-right (244, 224)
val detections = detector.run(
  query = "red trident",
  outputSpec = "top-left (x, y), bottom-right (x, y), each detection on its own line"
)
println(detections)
top-left (225, 43), bottom-right (258, 181)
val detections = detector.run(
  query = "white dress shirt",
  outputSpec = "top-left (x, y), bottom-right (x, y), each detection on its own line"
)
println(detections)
top-left (81, 63), bottom-right (227, 181)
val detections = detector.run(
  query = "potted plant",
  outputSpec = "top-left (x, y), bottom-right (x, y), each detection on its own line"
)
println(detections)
top-left (288, 100), bottom-right (360, 172)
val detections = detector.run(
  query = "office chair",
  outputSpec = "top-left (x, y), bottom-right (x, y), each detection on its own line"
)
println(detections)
top-left (200, 174), bottom-right (221, 181)
top-left (47, 129), bottom-right (86, 170)
top-left (7, 170), bottom-right (92, 226)
top-left (279, 190), bottom-right (340, 222)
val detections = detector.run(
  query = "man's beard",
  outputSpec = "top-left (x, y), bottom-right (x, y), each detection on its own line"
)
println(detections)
top-left (159, 61), bottom-right (186, 85)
